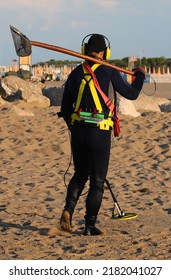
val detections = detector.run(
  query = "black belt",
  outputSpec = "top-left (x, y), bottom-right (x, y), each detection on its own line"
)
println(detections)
top-left (72, 121), bottom-right (98, 128)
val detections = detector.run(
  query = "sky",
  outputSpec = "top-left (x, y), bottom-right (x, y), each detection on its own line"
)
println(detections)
top-left (0, 0), bottom-right (171, 66)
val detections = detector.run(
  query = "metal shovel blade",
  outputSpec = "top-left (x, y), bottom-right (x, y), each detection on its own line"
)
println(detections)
top-left (10, 25), bottom-right (32, 57)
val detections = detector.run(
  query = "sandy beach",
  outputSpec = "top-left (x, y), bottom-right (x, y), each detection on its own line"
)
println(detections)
top-left (0, 82), bottom-right (170, 260)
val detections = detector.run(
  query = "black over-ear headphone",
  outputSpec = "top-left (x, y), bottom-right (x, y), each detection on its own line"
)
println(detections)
top-left (81, 33), bottom-right (111, 60)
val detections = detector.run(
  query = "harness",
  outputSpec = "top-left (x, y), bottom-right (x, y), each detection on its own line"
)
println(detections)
top-left (71, 63), bottom-right (114, 130)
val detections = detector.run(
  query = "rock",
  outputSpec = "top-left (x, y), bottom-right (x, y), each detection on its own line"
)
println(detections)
top-left (0, 97), bottom-right (7, 106)
top-left (0, 76), bottom-right (50, 108)
top-left (133, 94), bottom-right (171, 112)
top-left (0, 84), bottom-right (7, 98)
top-left (117, 92), bottom-right (171, 117)
top-left (0, 97), bottom-right (34, 116)
top-left (119, 97), bottom-right (141, 117)
top-left (159, 103), bottom-right (171, 112)
top-left (42, 85), bottom-right (64, 106)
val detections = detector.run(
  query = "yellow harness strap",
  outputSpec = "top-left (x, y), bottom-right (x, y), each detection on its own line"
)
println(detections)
top-left (71, 63), bottom-right (114, 130)
top-left (74, 64), bottom-right (102, 113)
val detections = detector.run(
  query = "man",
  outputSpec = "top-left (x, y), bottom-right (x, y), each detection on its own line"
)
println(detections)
top-left (59, 34), bottom-right (145, 235)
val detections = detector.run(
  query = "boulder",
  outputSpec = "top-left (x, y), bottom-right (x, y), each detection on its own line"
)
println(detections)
top-left (42, 85), bottom-right (64, 106)
top-left (118, 97), bottom-right (141, 117)
top-left (133, 94), bottom-right (171, 112)
top-left (0, 97), bottom-right (35, 116)
top-left (0, 75), bottom-right (50, 108)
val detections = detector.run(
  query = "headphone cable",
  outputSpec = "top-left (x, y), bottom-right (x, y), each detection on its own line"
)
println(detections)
top-left (63, 129), bottom-right (72, 189)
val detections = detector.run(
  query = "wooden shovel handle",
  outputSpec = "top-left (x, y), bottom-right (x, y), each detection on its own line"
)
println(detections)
top-left (31, 40), bottom-right (134, 76)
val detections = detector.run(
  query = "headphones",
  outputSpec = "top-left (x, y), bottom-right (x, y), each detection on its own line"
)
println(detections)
top-left (81, 33), bottom-right (111, 60)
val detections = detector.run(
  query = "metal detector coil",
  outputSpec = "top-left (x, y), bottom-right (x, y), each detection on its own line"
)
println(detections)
top-left (112, 211), bottom-right (138, 220)
top-left (105, 179), bottom-right (138, 220)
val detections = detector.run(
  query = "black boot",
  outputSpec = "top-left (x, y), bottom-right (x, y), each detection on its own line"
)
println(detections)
top-left (83, 215), bottom-right (103, 236)
top-left (83, 226), bottom-right (103, 236)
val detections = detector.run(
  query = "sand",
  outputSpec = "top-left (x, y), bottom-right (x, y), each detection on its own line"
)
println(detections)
top-left (0, 83), bottom-right (170, 260)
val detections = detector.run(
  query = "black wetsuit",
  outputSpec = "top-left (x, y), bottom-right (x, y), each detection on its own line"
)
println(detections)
top-left (60, 62), bottom-right (144, 227)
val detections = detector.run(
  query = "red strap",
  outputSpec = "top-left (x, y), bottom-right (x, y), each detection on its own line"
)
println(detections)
top-left (77, 108), bottom-right (82, 117)
top-left (83, 62), bottom-right (115, 113)
top-left (113, 116), bottom-right (120, 137)
top-left (92, 108), bottom-right (98, 117)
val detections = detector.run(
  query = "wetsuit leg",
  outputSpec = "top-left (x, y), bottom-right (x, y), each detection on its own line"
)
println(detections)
top-left (63, 126), bottom-right (89, 217)
top-left (85, 128), bottom-right (111, 226)
top-left (63, 125), bottom-right (111, 225)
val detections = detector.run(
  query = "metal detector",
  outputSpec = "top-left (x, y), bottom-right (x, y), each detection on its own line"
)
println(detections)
top-left (105, 179), bottom-right (137, 220)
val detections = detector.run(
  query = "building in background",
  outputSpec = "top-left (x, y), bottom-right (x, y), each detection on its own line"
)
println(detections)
top-left (19, 55), bottom-right (31, 71)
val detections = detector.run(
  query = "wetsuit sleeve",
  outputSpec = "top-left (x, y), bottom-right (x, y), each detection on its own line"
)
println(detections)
top-left (131, 69), bottom-right (145, 90)
top-left (111, 70), bottom-right (144, 100)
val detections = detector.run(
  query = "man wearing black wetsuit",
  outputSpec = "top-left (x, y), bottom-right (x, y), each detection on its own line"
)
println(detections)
top-left (59, 34), bottom-right (145, 235)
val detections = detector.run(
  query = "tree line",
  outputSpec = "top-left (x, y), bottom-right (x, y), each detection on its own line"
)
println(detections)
top-left (33, 56), bottom-right (171, 69)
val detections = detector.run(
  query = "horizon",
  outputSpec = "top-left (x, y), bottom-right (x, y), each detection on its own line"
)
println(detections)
top-left (1, 55), bottom-right (171, 68)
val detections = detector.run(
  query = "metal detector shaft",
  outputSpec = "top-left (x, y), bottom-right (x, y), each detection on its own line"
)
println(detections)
top-left (105, 179), bottom-right (123, 216)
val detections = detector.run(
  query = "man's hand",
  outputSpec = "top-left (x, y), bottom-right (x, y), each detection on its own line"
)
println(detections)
top-left (133, 66), bottom-right (146, 79)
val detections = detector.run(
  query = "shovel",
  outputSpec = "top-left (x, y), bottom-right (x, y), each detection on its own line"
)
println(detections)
top-left (10, 25), bottom-right (134, 76)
